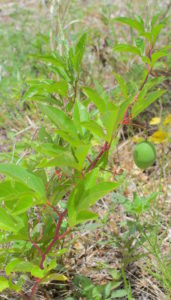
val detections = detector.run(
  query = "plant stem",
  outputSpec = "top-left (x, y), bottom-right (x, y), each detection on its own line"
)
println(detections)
top-left (122, 45), bottom-right (152, 124)
top-left (39, 208), bottom-right (67, 269)
top-left (87, 141), bottom-right (110, 171)
top-left (30, 208), bottom-right (68, 299)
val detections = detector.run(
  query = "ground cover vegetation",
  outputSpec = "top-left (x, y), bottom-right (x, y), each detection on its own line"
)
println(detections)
top-left (0, 1), bottom-right (170, 299)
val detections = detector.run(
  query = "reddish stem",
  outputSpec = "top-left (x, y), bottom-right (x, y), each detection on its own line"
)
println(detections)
top-left (46, 201), bottom-right (60, 216)
top-left (28, 228), bottom-right (43, 257)
top-left (39, 208), bottom-right (67, 269)
top-left (58, 227), bottom-right (71, 240)
top-left (30, 208), bottom-right (68, 299)
top-left (122, 45), bottom-right (152, 125)
top-left (30, 279), bottom-right (40, 300)
top-left (88, 141), bottom-right (109, 171)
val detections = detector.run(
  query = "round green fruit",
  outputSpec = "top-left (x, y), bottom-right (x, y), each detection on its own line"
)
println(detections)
top-left (133, 141), bottom-right (156, 169)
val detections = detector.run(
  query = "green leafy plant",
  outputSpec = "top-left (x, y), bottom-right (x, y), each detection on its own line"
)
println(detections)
top-left (0, 14), bottom-right (169, 299)
top-left (69, 272), bottom-right (127, 300)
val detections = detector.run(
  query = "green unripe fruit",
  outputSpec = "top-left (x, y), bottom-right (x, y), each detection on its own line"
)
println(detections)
top-left (133, 141), bottom-right (156, 169)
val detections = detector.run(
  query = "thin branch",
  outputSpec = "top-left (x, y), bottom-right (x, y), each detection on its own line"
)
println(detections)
top-left (39, 209), bottom-right (67, 269)
top-left (122, 45), bottom-right (152, 124)
top-left (28, 227), bottom-right (43, 257)
top-left (46, 201), bottom-right (60, 216)
top-left (87, 141), bottom-right (109, 171)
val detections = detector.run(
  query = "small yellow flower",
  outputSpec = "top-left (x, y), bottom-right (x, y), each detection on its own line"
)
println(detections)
top-left (163, 114), bottom-right (171, 125)
top-left (149, 130), bottom-right (168, 143)
top-left (149, 117), bottom-right (161, 125)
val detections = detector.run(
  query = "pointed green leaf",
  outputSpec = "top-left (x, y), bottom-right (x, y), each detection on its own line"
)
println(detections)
top-left (0, 208), bottom-right (21, 232)
top-left (135, 38), bottom-right (145, 55)
top-left (114, 44), bottom-right (141, 56)
top-left (132, 90), bottom-right (166, 118)
top-left (113, 72), bottom-right (128, 99)
top-left (76, 210), bottom-right (98, 225)
top-left (81, 121), bottom-right (106, 138)
top-left (102, 110), bottom-right (118, 142)
top-left (151, 47), bottom-right (169, 64)
top-left (0, 277), bottom-right (9, 292)
top-left (83, 87), bottom-right (106, 114)
top-left (31, 266), bottom-right (46, 278)
top-left (0, 164), bottom-right (46, 197)
top-left (11, 195), bottom-right (44, 216)
top-left (74, 145), bottom-right (90, 169)
top-left (113, 17), bottom-right (144, 32)
top-left (5, 259), bottom-right (34, 275)
top-left (73, 33), bottom-right (87, 72)
top-left (38, 152), bottom-right (79, 170)
top-left (56, 129), bottom-right (82, 147)
top-left (111, 289), bottom-right (127, 298)
top-left (37, 53), bottom-right (66, 68)
top-left (68, 175), bottom-right (123, 227)
top-left (73, 100), bottom-right (90, 136)
top-left (151, 13), bottom-right (162, 28)
top-left (102, 99), bottom-right (131, 142)
top-left (152, 23), bottom-right (165, 44)
top-left (78, 181), bottom-right (122, 210)
top-left (41, 273), bottom-right (67, 284)
top-left (45, 81), bottom-right (68, 96)
top-left (39, 104), bottom-right (77, 137)
top-left (24, 80), bottom-right (68, 99)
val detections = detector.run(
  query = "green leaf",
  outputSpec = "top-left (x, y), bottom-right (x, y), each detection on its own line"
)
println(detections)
top-left (45, 81), bottom-right (68, 96)
top-left (83, 87), bottom-right (106, 114)
top-left (151, 47), bottom-right (169, 64)
top-left (81, 121), bottom-right (106, 138)
top-left (101, 99), bottom-right (131, 142)
top-left (76, 210), bottom-right (98, 225)
top-left (8, 276), bottom-right (25, 292)
top-left (113, 73), bottom-right (128, 99)
top-left (152, 23), bottom-right (165, 44)
top-left (132, 89), bottom-right (166, 118)
top-left (5, 259), bottom-right (33, 275)
top-left (113, 17), bottom-right (144, 32)
top-left (0, 277), bottom-right (9, 292)
top-left (0, 164), bottom-right (46, 197)
top-left (73, 33), bottom-right (87, 72)
top-left (38, 152), bottom-right (79, 170)
top-left (37, 143), bottom-right (65, 156)
top-left (135, 38), bottom-right (145, 55)
top-left (5, 259), bottom-right (47, 278)
top-left (102, 109), bottom-right (118, 142)
top-left (68, 176), bottom-right (122, 227)
top-left (111, 289), bottom-right (127, 298)
top-left (73, 100), bottom-right (90, 136)
top-left (56, 129), bottom-right (82, 147)
top-left (41, 273), bottom-right (67, 284)
top-left (114, 44), bottom-right (141, 56)
top-left (78, 181), bottom-right (122, 210)
top-left (31, 266), bottom-right (46, 279)
top-left (36, 53), bottom-right (66, 69)
top-left (74, 145), bottom-right (90, 169)
top-left (11, 195), bottom-right (44, 216)
top-left (39, 104), bottom-right (78, 138)
top-left (151, 13), bottom-right (162, 28)
top-left (24, 80), bottom-right (68, 99)
top-left (84, 168), bottom-right (99, 189)
top-left (39, 127), bottom-right (52, 143)
top-left (0, 181), bottom-right (34, 201)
